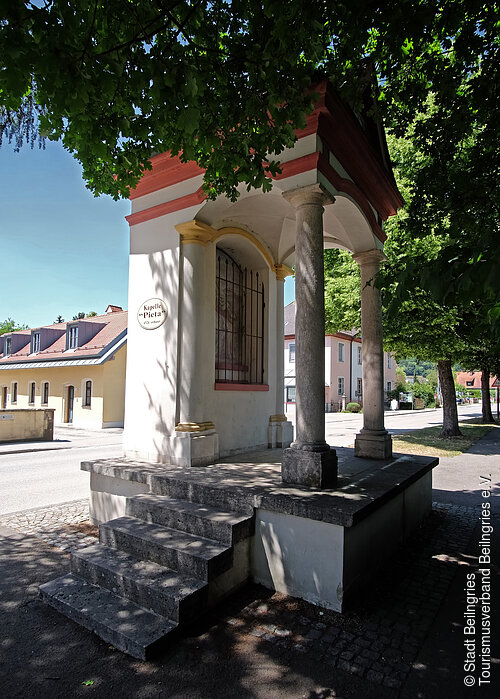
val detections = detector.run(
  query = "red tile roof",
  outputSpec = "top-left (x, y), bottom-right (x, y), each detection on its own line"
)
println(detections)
top-left (0, 310), bottom-right (127, 365)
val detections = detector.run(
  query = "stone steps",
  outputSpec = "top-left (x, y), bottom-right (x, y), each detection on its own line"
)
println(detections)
top-left (40, 493), bottom-right (255, 659)
top-left (39, 574), bottom-right (177, 660)
top-left (100, 516), bottom-right (233, 581)
top-left (71, 544), bottom-right (207, 621)
top-left (126, 493), bottom-right (255, 545)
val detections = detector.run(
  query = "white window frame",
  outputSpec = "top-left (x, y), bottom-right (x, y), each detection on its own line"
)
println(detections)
top-left (67, 325), bottom-right (79, 350)
top-left (338, 342), bottom-right (344, 363)
top-left (11, 381), bottom-right (18, 404)
top-left (4, 337), bottom-right (11, 356)
top-left (32, 332), bottom-right (41, 354)
top-left (289, 343), bottom-right (295, 363)
top-left (338, 377), bottom-right (345, 396)
top-left (387, 354), bottom-right (392, 369)
top-left (357, 346), bottom-right (362, 365)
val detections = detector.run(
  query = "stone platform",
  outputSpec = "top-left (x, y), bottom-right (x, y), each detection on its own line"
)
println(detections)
top-left (82, 447), bottom-right (437, 613)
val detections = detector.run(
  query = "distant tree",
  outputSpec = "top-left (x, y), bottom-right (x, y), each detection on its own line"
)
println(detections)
top-left (72, 312), bottom-right (86, 320)
top-left (324, 250), bottom-right (360, 333)
top-left (0, 318), bottom-right (28, 334)
top-left (86, 311), bottom-right (97, 317)
top-left (54, 315), bottom-right (64, 323)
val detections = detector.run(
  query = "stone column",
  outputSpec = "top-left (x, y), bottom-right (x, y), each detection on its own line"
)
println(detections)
top-left (172, 221), bottom-right (219, 466)
top-left (352, 249), bottom-right (392, 459)
top-left (281, 184), bottom-right (337, 488)
top-left (268, 264), bottom-right (294, 448)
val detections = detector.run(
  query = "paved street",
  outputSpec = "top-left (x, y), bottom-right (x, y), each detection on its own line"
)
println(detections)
top-left (0, 426), bottom-right (123, 515)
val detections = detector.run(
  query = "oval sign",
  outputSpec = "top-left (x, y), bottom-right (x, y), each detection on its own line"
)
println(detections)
top-left (137, 298), bottom-right (168, 330)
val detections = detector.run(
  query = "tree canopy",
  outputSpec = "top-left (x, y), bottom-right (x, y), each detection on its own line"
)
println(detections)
top-left (0, 318), bottom-right (28, 334)
top-left (1, 0), bottom-right (497, 207)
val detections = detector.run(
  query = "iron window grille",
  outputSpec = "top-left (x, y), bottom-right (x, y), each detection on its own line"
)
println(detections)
top-left (216, 249), bottom-right (265, 385)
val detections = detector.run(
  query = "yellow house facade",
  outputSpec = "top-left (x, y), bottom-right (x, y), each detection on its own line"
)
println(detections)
top-left (0, 307), bottom-right (127, 429)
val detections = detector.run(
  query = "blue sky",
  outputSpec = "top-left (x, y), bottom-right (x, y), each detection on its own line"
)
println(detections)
top-left (0, 141), bottom-right (294, 330)
top-left (0, 141), bottom-right (130, 329)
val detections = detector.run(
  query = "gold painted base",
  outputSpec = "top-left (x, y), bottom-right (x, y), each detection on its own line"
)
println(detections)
top-left (175, 421), bottom-right (216, 433)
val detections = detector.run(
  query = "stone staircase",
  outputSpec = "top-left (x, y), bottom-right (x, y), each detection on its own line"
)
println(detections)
top-left (40, 492), bottom-right (255, 659)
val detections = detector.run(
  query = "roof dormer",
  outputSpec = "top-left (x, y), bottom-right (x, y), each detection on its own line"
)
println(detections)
top-left (30, 327), bottom-right (66, 354)
top-left (65, 320), bottom-right (105, 351)
top-left (2, 331), bottom-right (31, 357)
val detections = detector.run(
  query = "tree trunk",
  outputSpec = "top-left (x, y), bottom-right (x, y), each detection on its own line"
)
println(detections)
top-left (481, 366), bottom-right (494, 423)
top-left (438, 359), bottom-right (462, 437)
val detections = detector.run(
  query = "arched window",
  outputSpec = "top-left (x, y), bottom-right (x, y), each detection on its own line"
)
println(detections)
top-left (216, 249), bottom-right (265, 384)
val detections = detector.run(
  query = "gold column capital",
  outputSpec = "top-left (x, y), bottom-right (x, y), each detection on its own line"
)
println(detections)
top-left (175, 220), bottom-right (216, 246)
top-left (274, 264), bottom-right (294, 282)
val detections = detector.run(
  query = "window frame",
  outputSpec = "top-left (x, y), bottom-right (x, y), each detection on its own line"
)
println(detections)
top-left (289, 343), bottom-right (295, 363)
top-left (357, 345), bottom-right (362, 365)
top-left (67, 325), bottom-right (79, 350)
top-left (338, 376), bottom-right (345, 396)
top-left (41, 381), bottom-right (49, 405)
top-left (356, 377), bottom-right (363, 398)
top-left (32, 332), bottom-right (41, 354)
top-left (11, 381), bottom-right (18, 404)
top-left (83, 379), bottom-right (92, 408)
top-left (4, 336), bottom-right (12, 356)
top-left (338, 342), bottom-right (345, 363)
top-left (29, 381), bottom-right (36, 405)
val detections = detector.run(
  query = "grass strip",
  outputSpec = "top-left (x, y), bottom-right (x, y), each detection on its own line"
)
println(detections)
top-left (391, 420), bottom-right (498, 458)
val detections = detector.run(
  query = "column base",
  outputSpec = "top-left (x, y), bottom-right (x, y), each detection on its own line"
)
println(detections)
top-left (171, 427), bottom-right (219, 466)
top-left (268, 416), bottom-right (294, 448)
top-left (282, 446), bottom-right (338, 489)
top-left (354, 430), bottom-right (392, 459)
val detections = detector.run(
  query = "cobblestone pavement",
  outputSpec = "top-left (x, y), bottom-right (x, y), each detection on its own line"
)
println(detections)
top-left (0, 499), bottom-right (97, 551)
top-left (0, 499), bottom-right (478, 691)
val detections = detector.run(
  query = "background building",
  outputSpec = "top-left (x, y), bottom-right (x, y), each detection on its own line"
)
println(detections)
top-left (0, 306), bottom-right (127, 429)
top-left (284, 301), bottom-right (396, 409)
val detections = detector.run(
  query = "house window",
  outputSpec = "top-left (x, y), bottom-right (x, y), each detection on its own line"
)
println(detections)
top-left (29, 382), bottom-right (36, 404)
top-left (338, 377), bottom-right (345, 396)
top-left (11, 382), bottom-right (18, 404)
top-left (466, 380), bottom-right (474, 386)
top-left (356, 377), bottom-right (363, 397)
top-left (338, 343), bottom-right (344, 362)
top-left (286, 386), bottom-right (296, 403)
top-left (215, 249), bottom-right (265, 385)
top-left (387, 381), bottom-right (392, 393)
top-left (42, 382), bottom-right (49, 405)
top-left (387, 354), bottom-right (392, 369)
top-left (4, 337), bottom-right (11, 356)
top-left (83, 380), bottom-right (92, 407)
top-left (1, 387), bottom-right (6, 409)
top-left (32, 332), bottom-right (41, 354)
top-left (68, 325), bottom-right (78, 349)
top-left (357, 346), bottom-right (362, 365)
top-left (289, 343), bottom-right (295, 363)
